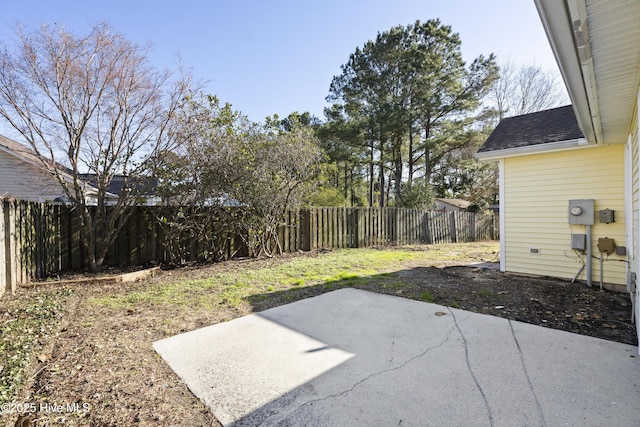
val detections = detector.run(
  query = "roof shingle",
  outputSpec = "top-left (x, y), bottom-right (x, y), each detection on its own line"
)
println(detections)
top-left (478, 105), bottom-right (584, 154)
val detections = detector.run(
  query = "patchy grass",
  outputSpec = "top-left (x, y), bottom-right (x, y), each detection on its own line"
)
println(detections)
top-left (92, 255), bottom-right (388, 309)
top-left (0, 289), bottom-right (72, 404)
top-left (0, 241), bottom-right (500, 426)
top-left (2, 240), bottom-right (635, 427)
top-left (475, 289), bottom-right (496, 297)
top-left (90, 243), bottom-right (498, 311)
top-left (420, 291), bottom-right (434, 302)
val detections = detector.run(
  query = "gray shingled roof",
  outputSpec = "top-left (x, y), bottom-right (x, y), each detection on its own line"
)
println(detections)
top-left (78, 174), bottom-right (158, 197)
top-left (478, 105), bottom-right (584, 154)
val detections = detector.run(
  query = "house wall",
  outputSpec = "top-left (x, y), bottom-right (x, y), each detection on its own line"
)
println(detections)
top-left (503, 144), bottom-right (627, 288)
top-left (632, 89), bottom-right (640, 328)
top-left (0, 151), bottom-right (64, 202)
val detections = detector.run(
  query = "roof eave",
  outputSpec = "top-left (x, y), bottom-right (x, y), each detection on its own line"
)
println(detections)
top-left (0, 139), bottom-right (103, 196)
top-left (534, 0), bottom-right (602, 144)
top-left (476, 137), bottom-right (591, 161)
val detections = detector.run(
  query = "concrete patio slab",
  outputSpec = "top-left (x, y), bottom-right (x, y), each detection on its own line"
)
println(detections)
top-left (153, 288), bottom-right (640, 426)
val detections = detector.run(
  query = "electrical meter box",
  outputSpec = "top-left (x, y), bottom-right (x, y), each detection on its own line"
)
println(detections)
top-left (599, 208), bottom-right (615, 223)
top-left (568, 199), bottom-right (595, 225)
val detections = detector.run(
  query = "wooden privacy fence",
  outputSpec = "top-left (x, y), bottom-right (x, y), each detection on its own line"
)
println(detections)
top-left (0, 201), bottom-right (498, 295)
top-left (292, 207), bottom-right (497, 250)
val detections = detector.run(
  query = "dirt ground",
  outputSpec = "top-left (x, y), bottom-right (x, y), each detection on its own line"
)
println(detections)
top-left (3, 250), bottom-right (637, 427)
top-left (396, 265), bottom-right (636, 346)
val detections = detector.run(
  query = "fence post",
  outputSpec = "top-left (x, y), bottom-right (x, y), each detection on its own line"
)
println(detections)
top-left (307, 208), bottom-right (314, 251)
top-left (35, 202), bottom-right (44, 279)
top-left (4, 201), bottom-right (17, 293)
top-left (449, 211), bottom-right (457, 243)
top-left (300, 209), bottom-right (311, 251)
top-left (336, 208), bottom-right (341, 249)
top-left (393, 208), bottom-right (399, 245)
top-left (424, 210), bottom-right (431, 244)
top-left (388, 208), bottom-right (394, 245)
top-left (470, 212), bottom-right (476, 242)
top-left (0, 201), bottom-right (6, 296)
top-left (71, 209), bottom-right (83, 270)
top-left (491, 213), bottom-right (497, 240)
top-left (284, 210), bottom-right (291, 252)
top-left (346, 208), bottom-right (352, 248)
top-left (295, 209), bottom-right (302, 251)
top-left (356, 208), bottom-right (363, 248)
top-left (343, 207), bottom-right (348, 248)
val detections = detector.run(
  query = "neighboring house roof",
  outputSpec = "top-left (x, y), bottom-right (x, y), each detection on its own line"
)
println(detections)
top-left (0, 134), bottom-right (108, 202)
top-left (436, 198), bottom-right (471, 210)
top-left (78, 174), bottom-right (156, 197)
top-left (477, 106), bottom-right (585, 159)
top-left (0, 134), bottom-right (69, 173)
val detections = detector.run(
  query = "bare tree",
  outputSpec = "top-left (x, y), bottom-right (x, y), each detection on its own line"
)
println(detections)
top-left (489, 59), bottom-right (569, 120)
top-left (0, 23), bottom-right (186, 272)
top-left (155, 95), bottom-right (323, 262)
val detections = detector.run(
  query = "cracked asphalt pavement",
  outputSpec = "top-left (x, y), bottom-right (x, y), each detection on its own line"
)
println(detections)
top-left (154, 288), bottom-right (640, 427)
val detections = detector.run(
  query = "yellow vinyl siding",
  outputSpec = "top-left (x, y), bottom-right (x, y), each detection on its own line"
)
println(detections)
top-left (503, 144), bottom-right (626, 286)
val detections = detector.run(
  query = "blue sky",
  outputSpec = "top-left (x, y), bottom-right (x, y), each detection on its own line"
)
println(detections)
top-left (0, 0), bottom-right (559, 123)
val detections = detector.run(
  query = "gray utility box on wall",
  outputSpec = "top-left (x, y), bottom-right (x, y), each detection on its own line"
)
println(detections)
top-left (571, 234), bottom-right (586, 250)
top-left (568, 199), bottom-right (595, 225)
top-left (599, 208), bottom-right (615, 223)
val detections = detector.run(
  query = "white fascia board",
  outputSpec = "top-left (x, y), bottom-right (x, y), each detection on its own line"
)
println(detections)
top-left (625, 135), bottom-right (634, 261)
top-left (534, 0), bottom-right (601, 144)
top-left (0, 143), bottom-right (29, 162)
top-left (475, 138), bottom-right (591, 161)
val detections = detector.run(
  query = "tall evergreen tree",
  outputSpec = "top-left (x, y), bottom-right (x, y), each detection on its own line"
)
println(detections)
top-left (326, 19), bottom-right (498, 207)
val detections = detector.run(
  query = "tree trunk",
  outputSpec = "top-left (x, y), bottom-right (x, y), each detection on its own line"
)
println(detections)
top-left (80, 206), bottom-right (102, 273)
top-left (379, 164), bottom-right (385, 207)
top-left (343, 163), bottom-right (348, 200)
top-left (350, 169), bottom-right (356, 206)
top-left (425, 147), bottom-right (431, 183)
top-left (386, 170), bottom-right (393, 207)
top-left (368, 139), bottom-right (375, 207)
top-left (379, 128), bottom-right (385, 207)
top-left (408, 124), bottom-right (414, 186)
top-left (424, 120), bottom-right (432, 183)
top-left (394, 139), bottom-right (403, 202)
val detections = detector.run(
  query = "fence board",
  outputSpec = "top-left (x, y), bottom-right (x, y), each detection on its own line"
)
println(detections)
top-left (283, 211), bottom-right (290, 253)
top-left (0, 201), bottom-right (497, 294)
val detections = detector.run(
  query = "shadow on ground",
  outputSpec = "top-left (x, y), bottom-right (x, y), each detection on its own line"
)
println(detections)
top-left (246, 265), bottom-right (637, 346)
top-left (154, 287), bottom-right (640, 427)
